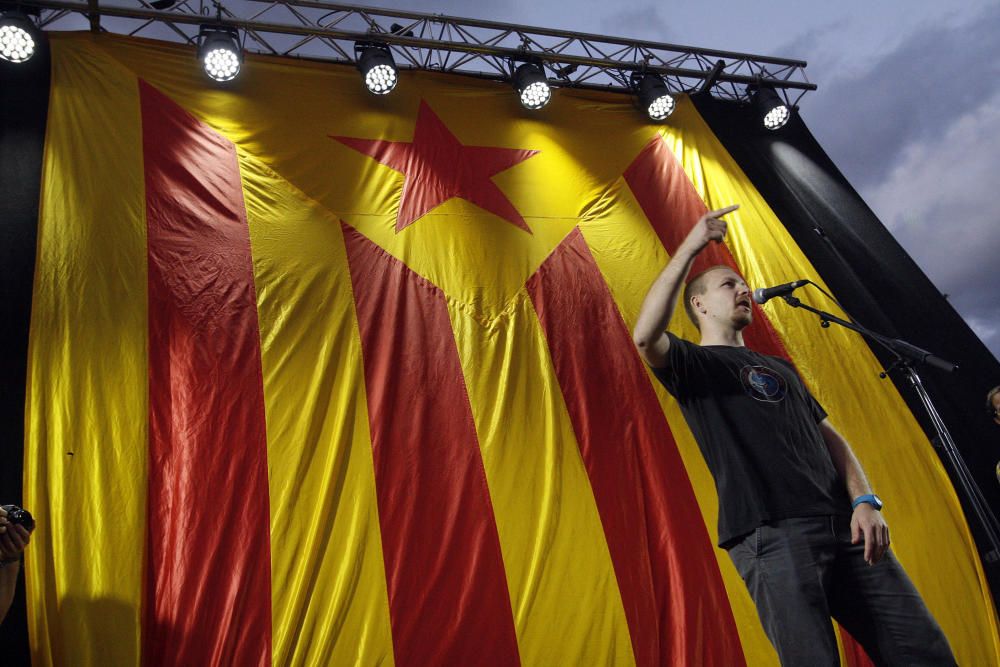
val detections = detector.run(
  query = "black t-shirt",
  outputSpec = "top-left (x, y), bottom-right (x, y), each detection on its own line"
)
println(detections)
top-left (652, 333), bottom-right (851, 548)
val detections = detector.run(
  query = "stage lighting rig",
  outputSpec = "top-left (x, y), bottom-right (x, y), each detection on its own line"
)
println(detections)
top-left (197, 24), bottom-right (242, 82)
top-left (752, 84), bottom-right (791, 130)
top-left (0, 7), bottom-right (40, 64)
top-left (355, 42), bottom-right (398, 95)
top-left (512, 62), bottom-right (551, 110)
top-left (632, 72), bottom-right (675, 121)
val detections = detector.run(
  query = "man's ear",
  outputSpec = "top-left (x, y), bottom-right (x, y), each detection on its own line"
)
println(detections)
top-left (691, 294), bottom-right (706, 315)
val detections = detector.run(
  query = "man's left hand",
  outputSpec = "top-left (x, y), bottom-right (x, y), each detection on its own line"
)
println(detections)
top-left (851, 504), bottom-right (889, 565)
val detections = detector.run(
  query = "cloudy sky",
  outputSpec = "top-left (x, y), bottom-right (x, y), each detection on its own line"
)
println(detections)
top-left (339, 0), bottom-right (1000, 359)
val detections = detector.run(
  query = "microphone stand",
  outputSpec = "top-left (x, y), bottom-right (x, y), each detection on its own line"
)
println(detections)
top-left (778, 294), bottom-right (1000, 563)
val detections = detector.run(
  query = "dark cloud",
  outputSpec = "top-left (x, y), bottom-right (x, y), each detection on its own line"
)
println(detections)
top-left (799, 4), bottom-right (1000, 189)
top-left (771, 18), bottom-right (850, 64)
top-left (866, 93), bottom-right (1000, 359)
top-left (598, 6), bottom-right (677, 44)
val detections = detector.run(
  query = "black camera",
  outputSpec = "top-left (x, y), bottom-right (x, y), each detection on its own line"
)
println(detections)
top-left (1, 505), bottom-right (35, 532)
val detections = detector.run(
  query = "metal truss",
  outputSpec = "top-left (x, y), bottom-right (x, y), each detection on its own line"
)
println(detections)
top-left (12, 0), bottom-right (816, 104)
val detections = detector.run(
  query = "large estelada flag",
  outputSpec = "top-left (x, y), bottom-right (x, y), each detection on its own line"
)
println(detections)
top-left (4, 32), bottom-right (998, 665)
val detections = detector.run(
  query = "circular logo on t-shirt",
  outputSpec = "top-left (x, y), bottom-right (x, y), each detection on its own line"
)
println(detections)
top-left (740, 365), bottom-right (787, 403)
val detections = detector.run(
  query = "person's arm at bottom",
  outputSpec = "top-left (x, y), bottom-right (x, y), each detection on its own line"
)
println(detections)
top-left (0, 509), bottom-right (31, 624)
top-left (0, 559), bottom-right (20, 624)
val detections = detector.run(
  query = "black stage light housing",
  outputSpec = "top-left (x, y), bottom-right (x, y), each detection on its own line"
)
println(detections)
top-left (356, 43), bottom-right (398, 95)
top-left (512, 62), bottom-right (551, 110)
top-left (633, 72), bottom-right (676, 121)
top-left (752, 84), bottom-right (791, 130)
top-left (197, 24), bottom-right (243, 83)
top-left (0, 8), bottom-right (40, 64)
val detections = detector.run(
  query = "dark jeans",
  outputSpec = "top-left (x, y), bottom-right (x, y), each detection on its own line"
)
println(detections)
top-left (727, 515), bottom-right (955, 667)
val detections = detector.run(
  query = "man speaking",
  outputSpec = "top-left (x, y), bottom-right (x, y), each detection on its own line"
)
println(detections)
top-left (632, 204), bottom-right (954, 666)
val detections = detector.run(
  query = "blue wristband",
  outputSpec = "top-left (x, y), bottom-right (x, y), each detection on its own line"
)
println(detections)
top-left (851, 494), bottom-right (883, 511)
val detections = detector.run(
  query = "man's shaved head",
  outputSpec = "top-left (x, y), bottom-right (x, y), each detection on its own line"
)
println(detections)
top-left (683, 265), bottom-right (738, 330)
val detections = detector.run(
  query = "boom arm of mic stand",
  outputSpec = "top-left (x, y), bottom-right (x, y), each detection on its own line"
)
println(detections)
top-left (779, 296), bottom-right (957, 371)
top-left (886, 338), bottom-right (958, 373)
top-left (777, 294), bottom-right (1000, 561)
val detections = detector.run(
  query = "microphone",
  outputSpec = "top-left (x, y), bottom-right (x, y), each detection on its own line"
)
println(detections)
top-left (752, 279), bottom-right (810, 304)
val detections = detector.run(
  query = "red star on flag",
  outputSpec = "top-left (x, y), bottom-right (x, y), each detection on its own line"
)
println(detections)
top-left (332, 100), bottom-right (539, 233)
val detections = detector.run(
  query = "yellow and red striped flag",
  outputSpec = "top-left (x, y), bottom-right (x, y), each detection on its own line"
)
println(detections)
top-left (18, 32), bottom-right (999, 666)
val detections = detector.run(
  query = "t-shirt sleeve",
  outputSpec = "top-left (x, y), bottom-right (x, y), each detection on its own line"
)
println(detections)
top-left (807, 391), bottom-right (828, 424)
top-left (650, 332), bottom-right (692, 399)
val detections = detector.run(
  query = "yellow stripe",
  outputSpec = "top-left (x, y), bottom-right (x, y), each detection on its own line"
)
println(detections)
top-left (448, 293), bottom-right (636, 666)
top-left (669, 95), bottom-right (1000, 664)
top-left (25, 35), bottom-right (147, 666)
top-left (240, 154), bottom-right (396, 666)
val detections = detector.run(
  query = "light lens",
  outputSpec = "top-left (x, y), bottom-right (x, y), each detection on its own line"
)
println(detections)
top-left (0, 21), bottom-right (35, 63)
top-left (519, 80), bottom-right (551, 110)
top-left (204, 46), bottom-right (241, 81)
top-left (364, 62), bottom-right (397, 95)
top-left (763, 104), bottom-right (790, 130)
top-left (754, 86), bottom-right (791, 130)
top-left (647, 93), bottom-right (675, 121)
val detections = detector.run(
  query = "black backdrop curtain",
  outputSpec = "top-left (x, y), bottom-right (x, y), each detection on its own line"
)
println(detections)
top-left (0, 39), bottom-right (48, 666)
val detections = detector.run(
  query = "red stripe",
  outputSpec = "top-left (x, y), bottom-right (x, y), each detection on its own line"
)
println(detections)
top-left (342, 222), bottom-right (520, 666)
top-left (841, 627), bottom-right (877, 667)
top-left (140, 80), bottom-right (271, 667)
top-left (624, 134), bottom-right (875, 667)
top-left (527, 228), bottom-right (745, 667)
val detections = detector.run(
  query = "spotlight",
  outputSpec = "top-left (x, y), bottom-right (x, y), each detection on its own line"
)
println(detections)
top-left (355, 43), bottom-right (398, 95)
top-left (633, 73), bottom-right (675, 121)
top-left (752, 85), bottom-right (790, 131)
top-left (0, 9), bottom-right (39, 64)
top-left (197, 25), bottom-right (242, 82)
top-left (513, 62), bottom-right (551, 110)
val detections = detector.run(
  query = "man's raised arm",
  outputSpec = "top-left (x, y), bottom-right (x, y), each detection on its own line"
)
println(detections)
top-left (632, 204), bottom-right (739, 368)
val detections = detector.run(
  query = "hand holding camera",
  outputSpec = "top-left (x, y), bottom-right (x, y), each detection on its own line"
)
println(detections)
top-left (0, 505), bottom-right (34, 565)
